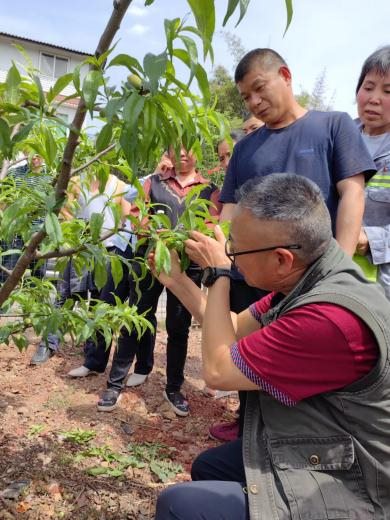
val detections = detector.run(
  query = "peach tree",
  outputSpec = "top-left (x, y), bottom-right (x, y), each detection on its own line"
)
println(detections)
top-left (0, 0), bottom-right (293, 349)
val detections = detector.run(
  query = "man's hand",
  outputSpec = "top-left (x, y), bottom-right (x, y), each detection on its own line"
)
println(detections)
top-left (184, 225), bottom-right (231, 269)
top-left (356, 227), bottom-right (370, 256)
top-left (148, 249), bottom-right (186, 288)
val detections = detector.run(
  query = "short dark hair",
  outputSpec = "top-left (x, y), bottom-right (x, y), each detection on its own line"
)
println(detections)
top-left (236, 174), bottom-right (332, 264)
top-left (356, 45), bottom-right (390, 94)
top-left (234, 48), bottom-right (288, 83)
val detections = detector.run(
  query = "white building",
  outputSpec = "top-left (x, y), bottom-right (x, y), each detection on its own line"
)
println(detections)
top-left (0, 32), bottom-right (92, 122)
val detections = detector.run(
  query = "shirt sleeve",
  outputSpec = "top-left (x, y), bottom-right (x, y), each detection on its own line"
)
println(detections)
top-left (332, 112), bottom-right (376, 183)
top-left (220, 146), bottom-right (239, 203)
top-left (231, 302), bottom-right (377, 406)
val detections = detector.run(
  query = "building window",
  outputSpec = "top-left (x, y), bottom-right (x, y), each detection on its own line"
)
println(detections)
top-left (40, 52), bottom-right (69, 78)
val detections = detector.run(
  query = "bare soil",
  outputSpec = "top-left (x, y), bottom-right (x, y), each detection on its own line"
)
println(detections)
top-left (0, 324), bottom-right (238, 519)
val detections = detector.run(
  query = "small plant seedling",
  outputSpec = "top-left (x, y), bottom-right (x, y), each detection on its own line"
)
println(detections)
top-left (60, 428), bottom-right (96, 445)
top-left (27, 424), bottom-right (45, 438)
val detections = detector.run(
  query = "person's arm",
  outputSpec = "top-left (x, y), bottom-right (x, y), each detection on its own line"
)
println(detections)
top-left (114, 179), bottom-right (132, 220)
top-left (335, 174), bottom-right (365, 256)
top-left (201, 276), bottom-right (260, 391)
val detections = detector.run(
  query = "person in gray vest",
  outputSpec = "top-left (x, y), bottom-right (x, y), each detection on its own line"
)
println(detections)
top-left (154, 173), bottom-right (390, 520)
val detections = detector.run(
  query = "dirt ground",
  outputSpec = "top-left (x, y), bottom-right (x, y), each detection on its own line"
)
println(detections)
top-left (0, 323), bottom-right (238, 519)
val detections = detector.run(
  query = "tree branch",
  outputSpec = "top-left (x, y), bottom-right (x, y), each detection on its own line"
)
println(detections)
top-left (51, 143), bottom-right (117, 186)
top-left (0, 264), bottom-right (12, 277)
top-left (0, 0), bottom-right (132, 307)
top-left (72, 143), bottom-right (116, 176)
top-left (35, 228), bottom-right (131, 260)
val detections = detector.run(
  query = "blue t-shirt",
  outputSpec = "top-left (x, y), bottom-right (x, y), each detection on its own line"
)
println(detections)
top-left (221, 110), bottom-right (376, 225)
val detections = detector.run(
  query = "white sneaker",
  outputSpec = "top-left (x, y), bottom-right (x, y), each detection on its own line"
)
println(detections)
top-left (67, 366), bottom-right (92, 378)
top-left (126, 373), bottom-right (148, 387)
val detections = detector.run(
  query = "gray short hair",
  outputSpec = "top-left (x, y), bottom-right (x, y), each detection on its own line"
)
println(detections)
top-left (356, 45), bottom-right (390, 94)
top-left (236, 174), bottom-right (332, 264)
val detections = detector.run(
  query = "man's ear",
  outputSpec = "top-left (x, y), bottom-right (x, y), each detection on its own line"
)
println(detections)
top-left (279, 66), bottom-right (292, 86)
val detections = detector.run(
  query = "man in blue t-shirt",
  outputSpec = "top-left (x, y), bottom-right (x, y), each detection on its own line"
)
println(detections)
top-left (220, 48), bottom-right (376, 256)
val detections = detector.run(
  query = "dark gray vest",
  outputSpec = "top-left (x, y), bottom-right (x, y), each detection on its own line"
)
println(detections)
top-left (243, 240), bottom-right (390, 519)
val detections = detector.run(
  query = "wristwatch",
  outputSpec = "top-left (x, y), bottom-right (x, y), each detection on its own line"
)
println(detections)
top-left (201, 267), bottom-right (232, 287)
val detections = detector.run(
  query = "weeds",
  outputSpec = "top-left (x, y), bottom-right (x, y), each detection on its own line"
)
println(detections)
top-left (60, 428), bottom-right (96, 445)
top-left (74, 441), bottom-right (182, 482)
top-left (27, 424), bottom-right (45, 438)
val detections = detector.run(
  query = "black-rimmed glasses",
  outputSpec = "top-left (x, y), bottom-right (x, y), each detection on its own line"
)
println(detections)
top-left (225, 237), bottom-right (301, 267)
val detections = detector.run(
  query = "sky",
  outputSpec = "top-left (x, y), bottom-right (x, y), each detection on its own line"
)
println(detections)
top-left (1, 0), bottom-right (390, 118)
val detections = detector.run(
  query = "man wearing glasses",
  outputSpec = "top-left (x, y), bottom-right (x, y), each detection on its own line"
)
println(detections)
top-left (154, 173), bottom-right (390, 520)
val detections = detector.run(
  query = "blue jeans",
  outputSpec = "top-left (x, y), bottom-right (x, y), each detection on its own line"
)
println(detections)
top-left (155, 440), bottom-right (249, 519)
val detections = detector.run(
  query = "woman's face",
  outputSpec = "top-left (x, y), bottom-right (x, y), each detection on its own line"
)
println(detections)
top-left (357, 70), bottom-right (390, 136)
top-left (168, 146), bottom-right (197, 174)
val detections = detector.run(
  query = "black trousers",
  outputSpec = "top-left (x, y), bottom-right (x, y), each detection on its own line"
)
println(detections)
top-left (155, 440), bottom-right (249, 519)
top-left (83, 245), bottom-right (134, 387)
top-left (85, 252), bottom-right (202, 393)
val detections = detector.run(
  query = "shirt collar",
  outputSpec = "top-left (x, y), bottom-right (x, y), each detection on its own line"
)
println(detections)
top-left (159, 168), bottom-right (209, 184)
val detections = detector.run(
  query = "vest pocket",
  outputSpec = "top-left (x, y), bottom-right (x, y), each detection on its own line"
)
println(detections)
top-left (269, 436), bottom-right (374, 520)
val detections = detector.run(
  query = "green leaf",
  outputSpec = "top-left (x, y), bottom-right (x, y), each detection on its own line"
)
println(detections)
top-left (72, 64), bottom-right (82, 93)
top-left (33, 75), bottom-right (45, 108)
top-left (43, 127), bottom-right (58, 167)
top-left (223, 0), bottom-right (250, 27)
top-left (45, 213), bottom-right (63, 246)
top-left (11, 121), bottom-right (35, 145)
top-left (110, 256), bottom-right (123, 289)
top-left (87, 466), bottom-right (109, 476)
top-left (90, 212), bottom-right (104, 242)
top-left (94, 259), bottom-right (107, 290)
top-left (284, 0), bottom-right (294, 35)
top-left (155, 240), bottom-right (171, 275)
top-left (12, 334), bottom-right (28, 351)
top-left (0, 118), bottom-right (12, 157)
top-left (142, 100), bottom-right (157, 153)
top-left (164, 18), bottom-right (181, 56)
top-left (5, 63), bottom-right (21, 104)
top-left (95, 123), bottom-right (113, 153)
top-left (179, 35), bottom-right (198, 84)
top-left (104, 97), bottom-right (125, 124)
top-left (82, 70), bottom-right (103, 113)
top-left (47, 73), bottom-right (73, 103)
top-left (144, 0), bottom-right (155, 5)
top-left (143, 52), bottom-right (168, 93)
top-left (195, 63), bottom-right (210, 104)
top-left (186, 0), bottom-right (215, 59)
top-left (122, 92), bottom-right (145, 128)
top-left (107, 54), bottom-right (142, 73)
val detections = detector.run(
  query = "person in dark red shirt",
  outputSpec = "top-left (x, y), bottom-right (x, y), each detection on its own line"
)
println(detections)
top-left (153, 173), bottom-right (382, 520)
top-left (102, 145), bottom-right (221, 416)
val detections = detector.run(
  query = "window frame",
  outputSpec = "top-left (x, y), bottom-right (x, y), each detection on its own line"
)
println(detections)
top-left (39, 51), bottom-right (70, 79)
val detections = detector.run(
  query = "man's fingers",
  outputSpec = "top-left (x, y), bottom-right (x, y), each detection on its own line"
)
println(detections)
top-left (214, 225), bottom-right (225, 244)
